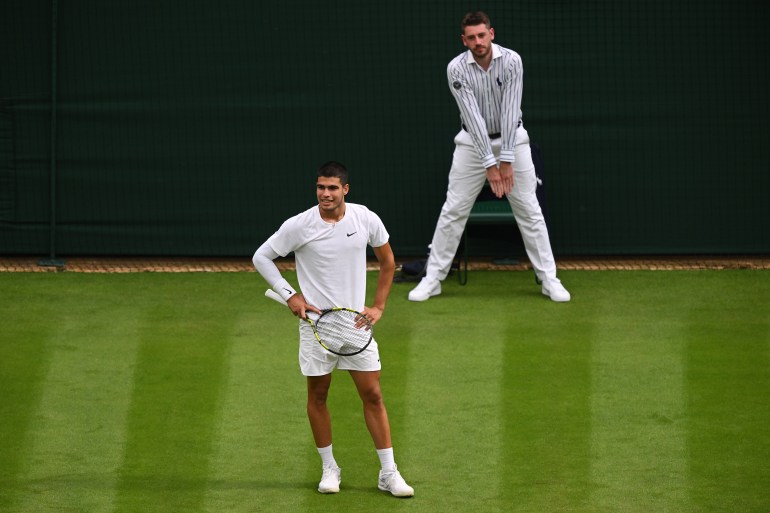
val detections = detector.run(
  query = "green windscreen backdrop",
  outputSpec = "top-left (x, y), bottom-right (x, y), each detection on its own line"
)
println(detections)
top-left (1, 0), bottom-right (768, 257)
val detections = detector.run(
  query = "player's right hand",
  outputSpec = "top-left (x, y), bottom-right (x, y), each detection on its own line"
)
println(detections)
top-left (287, 293), bottom-right (321, 320)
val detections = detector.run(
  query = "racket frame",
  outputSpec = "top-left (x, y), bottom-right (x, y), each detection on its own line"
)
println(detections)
top-left (263, 289), bottom-right (373, 356)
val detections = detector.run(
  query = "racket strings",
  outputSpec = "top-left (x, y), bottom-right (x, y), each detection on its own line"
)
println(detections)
top-left (316, 309), bottom-right (372, 354)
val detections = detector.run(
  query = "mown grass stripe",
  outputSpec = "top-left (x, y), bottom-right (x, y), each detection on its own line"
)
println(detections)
top-left (15, 310), bottom-right (141, 512)
top-left (589, 278), bottom-right (689, 512)
top-left (685, 272), bottom-right (770, 511)
top-left (113, 278), bottom-right (234, 513)
top-left (203, 311), bottom-right (310, 512)
top-left (0, 280), bottom-right (58, 512)
top-left (395, 281), bottom-right (506, 510)
top-left (501, 297), bottom-right (593, 512)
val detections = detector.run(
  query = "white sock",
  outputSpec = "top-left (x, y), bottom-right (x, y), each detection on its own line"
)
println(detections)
top-left (376, 447), bottom-right (396, 472)
top-left (317, 444), bottom-right (337, 468)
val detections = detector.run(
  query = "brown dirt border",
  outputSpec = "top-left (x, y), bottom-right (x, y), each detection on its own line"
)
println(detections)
top-left (1, 255), bottom-right (769, 273)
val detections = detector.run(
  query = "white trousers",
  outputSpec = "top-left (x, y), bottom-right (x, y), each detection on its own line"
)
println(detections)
top-left (425, 126), bottom-right (558, 283)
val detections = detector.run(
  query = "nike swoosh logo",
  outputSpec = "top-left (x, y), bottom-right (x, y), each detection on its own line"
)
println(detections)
top-left (347, 232), bottom-right (357, 237)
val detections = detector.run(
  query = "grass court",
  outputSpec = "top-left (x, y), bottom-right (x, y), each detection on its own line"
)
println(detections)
top-left (1, 269), bottom-right (769, 513)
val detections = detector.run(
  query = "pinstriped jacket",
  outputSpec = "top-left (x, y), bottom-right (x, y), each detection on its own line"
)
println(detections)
top-left (447, 43), bottom-right (524, 169)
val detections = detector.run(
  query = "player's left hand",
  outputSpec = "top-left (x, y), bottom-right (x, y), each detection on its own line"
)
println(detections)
top-left (360, 306), bottom-right (383, 326)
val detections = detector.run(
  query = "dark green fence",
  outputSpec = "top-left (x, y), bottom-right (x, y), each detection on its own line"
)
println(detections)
top-left (2, 0), bottom-right (768, 258)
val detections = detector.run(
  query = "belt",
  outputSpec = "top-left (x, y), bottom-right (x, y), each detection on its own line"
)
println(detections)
top-left (462, 119), bottom-right (521, 139)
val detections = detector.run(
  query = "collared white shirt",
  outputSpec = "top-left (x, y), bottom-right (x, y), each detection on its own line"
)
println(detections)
top-left (447, 43), bottom-right (524, 168)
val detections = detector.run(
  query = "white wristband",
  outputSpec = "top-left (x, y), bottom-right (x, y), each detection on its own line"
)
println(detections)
top-left (273, 279), bottom-right (297, 302)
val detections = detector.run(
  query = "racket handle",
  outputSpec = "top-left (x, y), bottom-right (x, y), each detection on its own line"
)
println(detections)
top-left (264, 289), bottom-right (289, 306)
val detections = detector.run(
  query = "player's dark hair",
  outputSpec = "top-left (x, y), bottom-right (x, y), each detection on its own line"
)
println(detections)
top-left (317, 160), bottom-right (349, 186)
top-left (461, 11), bottom-right (491, 32)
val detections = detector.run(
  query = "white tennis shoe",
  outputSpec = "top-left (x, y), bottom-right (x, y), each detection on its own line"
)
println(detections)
top-left (408, 278), bottom-right (441, 302)
top-left (318, 465), bottom-right (341, 493)
top-left (542, 279), bottom-right (571, 302)
top-left (378, 465), bottom-right (414, 497)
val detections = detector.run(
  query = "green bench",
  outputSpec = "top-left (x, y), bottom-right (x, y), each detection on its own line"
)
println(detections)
top-left (458, 198), bottom-right (516, 285)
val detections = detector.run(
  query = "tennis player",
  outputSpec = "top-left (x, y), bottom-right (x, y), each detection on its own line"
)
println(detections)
top-left (252, 161), bottom-right (414, 497)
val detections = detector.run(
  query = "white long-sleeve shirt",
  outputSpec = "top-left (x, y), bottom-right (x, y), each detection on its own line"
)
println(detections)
top-left (252, 203), bottom-right (389, 311)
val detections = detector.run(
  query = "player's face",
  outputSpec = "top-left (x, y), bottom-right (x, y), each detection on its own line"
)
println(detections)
top-left (316, 176), bottom-right (348, 216)
top-left (461, 24), bottom-right (495, 60)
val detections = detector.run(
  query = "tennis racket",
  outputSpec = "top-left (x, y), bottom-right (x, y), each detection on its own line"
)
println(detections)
top-left (264, 289), bottom-right (373, 356)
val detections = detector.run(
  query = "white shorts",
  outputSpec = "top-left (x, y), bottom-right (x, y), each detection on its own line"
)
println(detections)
top-left (298, 321), bottom-right (382, 376)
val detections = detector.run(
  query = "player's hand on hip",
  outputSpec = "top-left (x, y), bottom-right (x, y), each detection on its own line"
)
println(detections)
top-left (288, 293), bottom-right (321, 320)
top-left (360, 306), bottom-right (383, 327)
